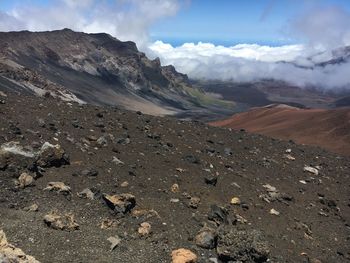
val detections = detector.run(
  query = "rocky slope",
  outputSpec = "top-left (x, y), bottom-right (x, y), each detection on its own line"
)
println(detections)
top-left (210, 104), bottom-right (350, 156)
top-left (0, 91), bottom-right (349, 263)
top-left (0, 29), bottom-right (233, 117)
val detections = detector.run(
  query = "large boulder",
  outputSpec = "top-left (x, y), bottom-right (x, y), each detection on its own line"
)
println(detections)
top-left (36, 142), bottom-right (69, 168)
top-left (0, 230), bottom-right (40, 263)
top-left (216, 226), bottom-right (269, 262)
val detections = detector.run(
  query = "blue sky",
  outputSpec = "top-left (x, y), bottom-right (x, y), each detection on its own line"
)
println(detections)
top-left (1, 0), bottom-right (350, 46)
top-left (151, 0), bottom-right (350, 45)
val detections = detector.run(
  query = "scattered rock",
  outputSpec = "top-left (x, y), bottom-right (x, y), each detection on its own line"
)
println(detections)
top-left (16, 172), bottom-right (34, 188)
top-left (80, 168), bottom-right (99, 177)
top-left (216, 226), bottom-right (269, 262)
top-left (77, 188), bottom-right (95, 200)
top-left (171, 248), bottom-right (198, 263)
top-left (189, 197), bottom-right (201, 209)
top-left (230, 197), bottom-right (241, 205)
top-left (270, 208), bottom-right (280, 216)
top-left (208, 205), bottom-right (228, 225)
top-left (171, 183), bottom-right (180, 193)
top-left (304, 166), bottom-right (319, 175)
top-left (97, 136), bottom-right (108, 146)
top-left (138, 222), bottom-right (151, 236)
top-left (107, 236), bottom-right (121, 251)
top-left (224, 147), bottom-right (233, 155)
top-left (44, 182), bottom-right (71, 195)
top-left (111, 156), bottom-right (124, 165)
top-left (23, 203), bottom-right (39, 212)
top-left (0, 230), bottom-right (40, 263)
top-left (103, 193), bottom-right (136, 214)
top-left (183, 155), bottom-right (200, 164)
top-left (204, 175), bottom-right (217, 186)
top-left (100, 218), bottom-right (119, 229)
top-left (195, 227), bottom-right (217, 249)
top-left (120, 181), bottom-right (129, 187)
top-left (43, 211), bottom-right (79, 231)
top-left (36, 142), bottom-right (69, 167)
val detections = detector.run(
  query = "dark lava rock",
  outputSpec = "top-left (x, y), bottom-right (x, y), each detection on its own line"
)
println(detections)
top-left (36, 142), bottom-right (69, 168)
top-left (208, 205), bottom-right (228, 225)
top-left (205, 175), bottom-right (218, 186)
top-left (103, 193), bottom-right (136, 214)
top-left (80, 168), bottom-right (99, 177)
top-left (217, 226), bottom-right (270, 262)
top-left (183, 155), bottom-right (200, 164)
top-left (195, 227), bottom-right (217, 249)
top-left (224, 147), bottom-right (233, 156)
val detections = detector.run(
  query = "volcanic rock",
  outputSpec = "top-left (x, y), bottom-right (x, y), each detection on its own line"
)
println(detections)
top-left (43, 211), bottom-right (79, 231)
top-left (171, 249), bottom-right (197, 263)
top-left (0, 230), bottom-right (40, 263)
top-left (103, 193), bottom-right (136, 214)
top-left (216, 227), bottom-right (269, 262)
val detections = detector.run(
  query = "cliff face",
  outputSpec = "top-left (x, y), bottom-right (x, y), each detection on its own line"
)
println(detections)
top-left (0, 29), bottom-right (230, 116)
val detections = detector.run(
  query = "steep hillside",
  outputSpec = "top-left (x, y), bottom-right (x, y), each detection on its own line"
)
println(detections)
top-left (0, 91), bottom-right (349, 262)
top-left (0, 29), bottom-right (233, 117)
top-left (211, 104), bottom-right (350, 156)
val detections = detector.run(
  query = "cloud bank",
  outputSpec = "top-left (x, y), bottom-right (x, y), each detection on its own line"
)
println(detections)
top-left (1, 1), bottom-right (350, 91)
top-left (149, 41), bottom-right (350, 91)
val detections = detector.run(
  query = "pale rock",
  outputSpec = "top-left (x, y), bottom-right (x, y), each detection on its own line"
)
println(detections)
top-left (107, 236), bottom-right (121, 251)
top-left (171, 248), bottom-right (197, 263)
top-left (17, 173), bottom-right (34, 188)
top-left (138, 222), bottom-right (151, 236)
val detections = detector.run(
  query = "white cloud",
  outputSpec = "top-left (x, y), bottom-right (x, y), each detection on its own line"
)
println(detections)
top-left (149, 41), bottom-right (350, 91)
top-left (2, 0), bottom-right (181, 49)
top-left (291, 5), bottom-right (350, 49)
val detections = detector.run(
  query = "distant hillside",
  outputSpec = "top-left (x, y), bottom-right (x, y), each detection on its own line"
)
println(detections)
top-left (0, 29), bottom-right (233, 117)
top-left (210, 104), bottom-right (350, 156)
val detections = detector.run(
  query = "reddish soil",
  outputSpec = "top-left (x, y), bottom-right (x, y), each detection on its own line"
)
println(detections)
top-left (210, 105), bottom-right (350, 156)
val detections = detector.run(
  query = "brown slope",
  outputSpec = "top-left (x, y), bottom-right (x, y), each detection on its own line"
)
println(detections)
top-left (210, 104), bottom-right (350, 156)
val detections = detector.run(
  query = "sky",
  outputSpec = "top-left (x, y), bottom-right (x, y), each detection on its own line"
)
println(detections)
top-left (1, 0), bottom-right (350, 90)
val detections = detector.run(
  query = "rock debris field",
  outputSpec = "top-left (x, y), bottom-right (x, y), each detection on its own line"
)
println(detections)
top-left (0, 92), bottom-right (349, 263)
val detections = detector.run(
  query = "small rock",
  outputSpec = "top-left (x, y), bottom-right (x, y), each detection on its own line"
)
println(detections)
top-left (16, 172), bottom-right (34, 188)
top-left (205, 175), bottom-right (217, 186)
top-left (224, 148), bottom-right (233, 155)
top-left (171, 248), bottom-right (198, 263)
top-left (103, 193), bottom-right (136, 214)
top-left (208, 205), bottom-right (228, 225)
top-left (171, 183), bottom-right (180, 193)
top-left (111, 157), bottom-right (124, 165)
top-left (23, 203), bottom-right (39, 212)
top-left (195, 227), bottom-right (217, 249)
top-left (97, 136), bottom-right (108, 146)
top-left (100, 218), bottom-right (119, 229)
top-left (304, 166), bottom-right (319, 175)
top-left (269, 208), bottom-right (280, 216)
top-left (43, 211), bottom-right (79, 231)
top-left (77, 188), bottom-right (95, 200)
top-left (183, 155), bottom-right (200, 164)
top-left (189, 197), bottom-right (201, 209)
top-left (44, 182), bottom-right (71, 195)
top-left (120, 181), bottom-right (129, 187)
top-left (107, 236), bottom-right (121, 251)
top-left (230, 197), bottom-right (241, 205)
top-left (138, 222), bottom-right (151, 236)
top-left (80, 168), bottom-right (98, 177)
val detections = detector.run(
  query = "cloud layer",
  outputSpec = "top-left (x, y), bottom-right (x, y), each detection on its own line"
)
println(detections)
top-left (1, 0), bottom-right (181, 49)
